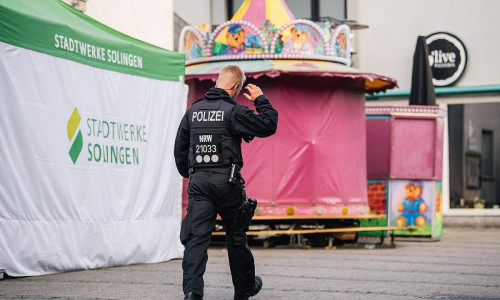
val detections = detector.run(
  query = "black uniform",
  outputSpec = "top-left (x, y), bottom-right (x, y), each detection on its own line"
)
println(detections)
top-left (174, 87), bottom-right (278, 298)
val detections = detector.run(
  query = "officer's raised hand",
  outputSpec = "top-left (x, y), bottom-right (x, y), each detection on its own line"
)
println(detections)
top-left (243, 84), bottom-right (263, 102)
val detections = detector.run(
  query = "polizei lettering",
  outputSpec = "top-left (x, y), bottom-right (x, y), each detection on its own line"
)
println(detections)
top-left (192, 110), bottom-right (224, 122)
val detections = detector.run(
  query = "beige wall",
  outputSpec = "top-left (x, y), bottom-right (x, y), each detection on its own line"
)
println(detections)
top-left (63, 0), bottom-right (174, 50)
top-left (352, 0), bottom-right (500, 90)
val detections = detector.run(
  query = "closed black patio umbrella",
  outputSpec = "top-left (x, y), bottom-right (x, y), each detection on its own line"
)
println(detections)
top-left (409, 36), bottom-right (436, 105)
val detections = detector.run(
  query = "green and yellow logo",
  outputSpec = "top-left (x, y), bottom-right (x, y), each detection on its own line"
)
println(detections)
top-left (66, 107), bottom-right (146, 165)
top-left (67, 107), bottom-right (83, 164)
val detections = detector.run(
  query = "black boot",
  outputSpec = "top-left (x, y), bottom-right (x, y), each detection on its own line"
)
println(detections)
top-left (234, 276), bottom-right (262, 300)
top-left (184, 292), bottom-right (203, 300)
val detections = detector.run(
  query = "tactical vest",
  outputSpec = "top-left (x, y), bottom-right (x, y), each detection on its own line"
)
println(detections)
top-left (187, 99), bottom-right (242, 168)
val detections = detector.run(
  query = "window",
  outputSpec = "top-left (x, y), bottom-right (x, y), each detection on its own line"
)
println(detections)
top-left (227, 0), bottom-right (346, 22)
top-left (481, 130), bottom-right (494, 179)
top-left (319, 0), bottom-right (346, 21)
top-left (286, 0), bottom-right (312, 19)
top-left (448, 103), bottom-right (500, 209)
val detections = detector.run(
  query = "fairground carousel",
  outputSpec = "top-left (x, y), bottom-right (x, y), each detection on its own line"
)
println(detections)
top-left (178, 0), bottom-right (398, 242)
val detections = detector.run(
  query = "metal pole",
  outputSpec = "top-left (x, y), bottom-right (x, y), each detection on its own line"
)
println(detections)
top-left (226, 0), bottom-right (233, 20)
top-left (344, 0), bottom-right (348, 19)
top-left (311, 0), bottom-right (320, 21)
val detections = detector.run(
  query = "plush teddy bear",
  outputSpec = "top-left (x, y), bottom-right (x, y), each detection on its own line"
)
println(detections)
top-left (396, 181), bottom-right (427, 228)
top-left (282, 24), bottom-right (314, 55)
top-left (222, 24), bottom-right (245, 55)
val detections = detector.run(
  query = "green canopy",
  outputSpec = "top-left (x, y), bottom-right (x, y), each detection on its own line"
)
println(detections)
top-left (0, 0), bottom-right (184, 81)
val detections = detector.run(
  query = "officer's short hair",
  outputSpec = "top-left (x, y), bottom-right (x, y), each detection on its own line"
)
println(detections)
top-left (220, 65), bottom-right (246, 85)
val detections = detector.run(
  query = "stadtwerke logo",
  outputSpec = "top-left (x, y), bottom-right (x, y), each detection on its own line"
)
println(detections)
top-left (66, 107), bottom-right (147, 165)
top-left (67, 107), bottom-right (83, 164)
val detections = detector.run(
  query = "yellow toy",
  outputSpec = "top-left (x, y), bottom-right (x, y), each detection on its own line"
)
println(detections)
top-left (396, 181), bottom-right (427, 228)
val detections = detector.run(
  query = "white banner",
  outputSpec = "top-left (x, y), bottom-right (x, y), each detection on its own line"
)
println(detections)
top-left (0, 41), bottom-right (186, 276)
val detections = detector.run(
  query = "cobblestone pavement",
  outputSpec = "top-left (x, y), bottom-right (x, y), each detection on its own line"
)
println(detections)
top-left (1, 228), bottom-right (500, 300)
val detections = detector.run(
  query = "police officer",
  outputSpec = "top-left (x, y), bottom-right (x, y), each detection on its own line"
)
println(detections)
top-left (174, 65), bottom-right (278, 300)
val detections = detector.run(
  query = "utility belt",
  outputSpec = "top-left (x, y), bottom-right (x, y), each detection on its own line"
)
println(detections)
top-left (189, 164), bottom-right (243, 184)
top-left (189, 167), bottom-right (233, 175)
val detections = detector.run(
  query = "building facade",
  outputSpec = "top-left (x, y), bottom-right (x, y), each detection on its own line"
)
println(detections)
top-left (63, 0), bottom-right (175, 50)
top-left (353, 0), bottom-right (500, 226)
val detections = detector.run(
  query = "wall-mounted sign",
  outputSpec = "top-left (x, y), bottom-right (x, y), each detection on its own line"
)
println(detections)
top-left (426, 32), bottom-right (467, 87)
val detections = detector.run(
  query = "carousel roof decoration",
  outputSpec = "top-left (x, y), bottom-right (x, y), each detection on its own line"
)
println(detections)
top-left (179, 0), bottom-right (352, 66)
top-left (178, 0), bottom-right (398, 93)
top-left (366, 106), bottom-right (446, 117)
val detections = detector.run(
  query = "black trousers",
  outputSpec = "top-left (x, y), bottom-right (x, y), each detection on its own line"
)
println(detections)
top-left (180, 171), bottom-right (255, 297)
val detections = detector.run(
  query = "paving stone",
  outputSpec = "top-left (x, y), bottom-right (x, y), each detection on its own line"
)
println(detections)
top-left (1, 228), bottom-right (499, 299)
